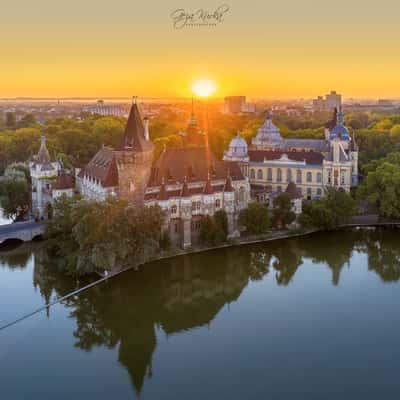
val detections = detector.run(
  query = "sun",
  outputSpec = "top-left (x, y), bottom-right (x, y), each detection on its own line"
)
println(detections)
top-left (191, 79), bottom-right (217, 98)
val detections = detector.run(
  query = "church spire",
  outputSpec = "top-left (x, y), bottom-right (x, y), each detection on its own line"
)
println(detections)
top-left (118, 98), bottom-right (153, 152)
top-left (36, 134), bottom-right (51, 165)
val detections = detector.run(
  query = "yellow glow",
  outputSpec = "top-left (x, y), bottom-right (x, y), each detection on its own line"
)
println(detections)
top-left (191, 79), bottom-right (217, 98)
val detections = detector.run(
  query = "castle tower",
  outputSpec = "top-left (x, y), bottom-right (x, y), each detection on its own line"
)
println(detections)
top-left (113, 98), bottom-right (154, 204)
top-left (30, 134), bottom-right (59, 219)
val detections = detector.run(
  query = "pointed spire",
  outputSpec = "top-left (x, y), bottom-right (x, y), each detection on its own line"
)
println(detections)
top-left (337, 106), bottom-right (344, 125)
top-left (203, 173), bottom-right (214, 195)
top-left (224, 171), bottom-right (234, 192)
top-left (158, 177), bottom-right (169, 200)
top-left (36, 134), bottom-right (51, 164)
top-left (181, 176), bottom-right (190, 197)
top-left (118, 98), bottom-right (153, 151)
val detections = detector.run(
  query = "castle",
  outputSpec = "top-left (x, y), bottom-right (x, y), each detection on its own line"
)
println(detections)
top-left (30, 101), bottom-right (358, 248)
top-left (223, 108), bottom-right (358, 203)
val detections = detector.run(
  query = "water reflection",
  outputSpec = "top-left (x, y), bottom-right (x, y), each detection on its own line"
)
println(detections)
top-left (1, 228), bottom-right (400, 394)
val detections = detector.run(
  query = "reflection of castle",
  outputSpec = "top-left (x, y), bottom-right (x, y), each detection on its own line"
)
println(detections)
top-left (24, 229), bottom-right (400, 394)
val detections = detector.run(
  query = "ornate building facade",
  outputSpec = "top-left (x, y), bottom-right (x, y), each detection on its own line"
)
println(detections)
top-left (224, 109), bottom-right (358, 203)
top-left (77, 99), bottom-right (250, 248)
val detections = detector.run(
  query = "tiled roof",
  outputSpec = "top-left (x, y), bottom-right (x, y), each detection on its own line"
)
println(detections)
top-left (149, 147), bottom-right (244, 185)
top-left (116, 102), bottom-right (153, 152)
top-left (283, 139), bottom-right (330, 152)
top-left (144, 182), bottom-right (227, 201)
top-left (81, 147), bottom-right (119, 187)
top-left (248, 150), bottom-right (324, 165)
top-left (53, 174), bottom-right (75, 190)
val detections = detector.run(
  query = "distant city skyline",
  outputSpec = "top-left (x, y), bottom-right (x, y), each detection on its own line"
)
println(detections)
top-left (2, 1), bottom-right (400, 98)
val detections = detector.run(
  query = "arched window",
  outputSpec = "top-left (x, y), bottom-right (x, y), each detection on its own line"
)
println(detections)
top-left (287, 169), bottom-right (292, 182)
top-left (267, 168), bottom-right (272, 181)
top-left (317, 188), bottom-right (322, 197)
top-left (215, 199), bottom-right (221, 208)
top-left (277, 168), bottom-right (282, 182)
top-left (250, 169), bottom-right (255, 179)
top-left (317, 172), bottom-right (322, 183)
top-left (257, 169), bottom-right (263, 179)
top-left (307, 172), bottom-right (312, 182)
top-left (296, 169), bottom-right (302, 184)
top-left (171, 205), bottom-right (177, 214)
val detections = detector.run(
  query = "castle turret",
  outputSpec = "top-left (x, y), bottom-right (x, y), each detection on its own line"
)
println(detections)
top-left (30, 134), bottom-right (59, 219)
top-left (114, 97), bottom-right (154, 204)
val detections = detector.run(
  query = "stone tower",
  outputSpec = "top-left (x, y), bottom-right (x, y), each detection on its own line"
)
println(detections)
top-left (113, 98), bottom-right (154, 204)
top-left (30, 135), bottom-right (60, 219)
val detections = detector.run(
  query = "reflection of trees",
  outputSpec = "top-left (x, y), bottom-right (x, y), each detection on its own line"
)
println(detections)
top-left (364, 229), bottom-right (400, 282)
top-left (27, 228), bottom-right (400, 395)
top-left (270, 241), bottom-right (303, 286)
top-left (294, 231), bottom-right (360, 285)
top-left (0, 242), bottom-right (33, 270)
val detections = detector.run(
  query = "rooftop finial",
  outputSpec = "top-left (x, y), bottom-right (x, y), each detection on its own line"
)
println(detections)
top-left (337, 106), bottom-right (344, 125)
top-left (132, 96), bottom-right (137, 105)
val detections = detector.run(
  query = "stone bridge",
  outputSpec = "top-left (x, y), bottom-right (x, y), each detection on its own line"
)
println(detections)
top-left (0, 221), bottom-right (45, 245)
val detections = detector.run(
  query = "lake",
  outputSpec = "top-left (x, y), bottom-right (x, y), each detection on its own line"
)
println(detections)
top-left (0, 228), bottom-right (400, 399)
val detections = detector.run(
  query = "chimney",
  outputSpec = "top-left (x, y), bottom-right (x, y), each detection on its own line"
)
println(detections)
top-left (144, 117), bottom-right (150, 141)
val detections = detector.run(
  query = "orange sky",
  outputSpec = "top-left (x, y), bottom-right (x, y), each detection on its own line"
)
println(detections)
top-left (1, 0), bottom-right (400, 99)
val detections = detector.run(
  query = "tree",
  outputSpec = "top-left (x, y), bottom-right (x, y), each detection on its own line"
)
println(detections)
top-left (199, 215), bottom-right (216, 245)
top-left (214, 209), bottom-right (228, 243)
top-left (239, 203), bottom-right (270, 234)
top-left (18, 113), bottom-right (37, 128)
top-left (45, 197), bottom-right (165, 276)
top-left (299, 188), bottom-right (357, 230)
top-left (358, 161), bottom-right (400, 218)
top-left (390, 124), bottom-right (400, 137)
top-left (272, 192), bottom-right (296, 228)
top-left (5, 112), bottom-right (16, 129)
top-left (0, 163), bottom-right (30, 221)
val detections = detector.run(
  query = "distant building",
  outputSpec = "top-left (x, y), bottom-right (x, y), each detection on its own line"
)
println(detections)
top-left (377, 99), bottom-right (394, 107)
top-left (312, 91), bottom-right (342, 111)
top-left (224, 96), bottom-right (255, 114)
top-left (84, 101), bottom-right (126, 117)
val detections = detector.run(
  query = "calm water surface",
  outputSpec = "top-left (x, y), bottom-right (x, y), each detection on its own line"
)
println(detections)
top-left (1, 229), bottom-right (400, 399)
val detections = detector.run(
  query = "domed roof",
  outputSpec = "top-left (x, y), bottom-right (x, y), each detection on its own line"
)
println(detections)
top-left (252, 111), bottom-right (283, 148)
top-left (330, 110), bottom-right (350, 140)
top-left (229, 132), bottom-right (248, 150)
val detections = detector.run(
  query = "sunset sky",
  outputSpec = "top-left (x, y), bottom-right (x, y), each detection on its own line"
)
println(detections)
top-left (2, 0), bottom-right (400, 99)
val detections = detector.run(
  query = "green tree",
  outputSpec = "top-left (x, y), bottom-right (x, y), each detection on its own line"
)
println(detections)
top-left (272, 192), bottom-right (296, 228)
top-left (299, 188), bottom-right (357, 230)
top-left (0, 163), bottom-right (30, 221)
top-left (214, 209), bottom-right (228, 243)
top-left (390, 124), bottom-right (400, 137)
top-left (45, 197), bottom-right (165, 276)
top-left (199, 215), bottom-right (216, 245)
top-left (358, 161), bottom-right (400, 218)
top-left (5, 112), bottom-right (16, 129)
top-left (18, 113), bottom-right (37, 128)
top-left (239, 203), bottom-right (270, 234)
